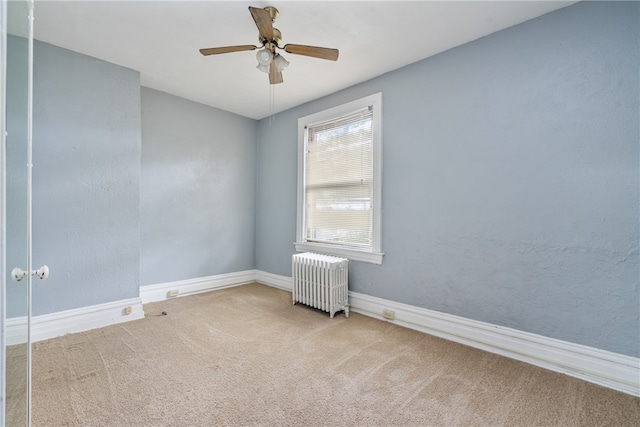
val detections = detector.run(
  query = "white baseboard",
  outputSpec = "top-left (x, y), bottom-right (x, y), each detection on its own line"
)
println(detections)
top-left (256, 271), bottom-right (639, 397)
top-left (352, 291), bottom-right (640, 397)
top-left (6, 270), bottom-right (257, 346)
top-left (256, 270), bottom-right (292, 291)
top-left (7, 269), bottom-right (637, 397)
top-left (6, 297), bottom-right (145, 345)
top-left (5, 316), bottom-right (28, 346)
top-left (140, 270), bottom-right (257, 304)
top-left (7, 270), bottom-right (258, 346)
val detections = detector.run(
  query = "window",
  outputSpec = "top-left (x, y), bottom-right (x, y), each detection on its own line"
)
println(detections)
top-left (295, 93), bottom-right (383, 264)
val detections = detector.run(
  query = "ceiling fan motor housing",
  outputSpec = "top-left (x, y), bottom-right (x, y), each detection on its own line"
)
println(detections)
top-left (260, 28), bottom-right (282, 47)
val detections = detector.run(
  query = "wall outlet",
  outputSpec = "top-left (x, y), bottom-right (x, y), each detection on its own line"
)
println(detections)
top-left (167, 289), bottom-right (179, 298)
top-left (123, 306), bottom-right (133, 315)
top-left (382, 309), bottom-right (395, 320)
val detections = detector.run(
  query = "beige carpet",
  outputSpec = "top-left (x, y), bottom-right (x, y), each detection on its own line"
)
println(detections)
top-left (28, 283), bottom-right (640, 426)
top-left (6, 342), bottom-right (28, 426)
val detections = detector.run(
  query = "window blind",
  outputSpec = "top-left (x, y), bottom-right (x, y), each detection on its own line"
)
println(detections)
top-left (304, 106), bottom-right (373, 248)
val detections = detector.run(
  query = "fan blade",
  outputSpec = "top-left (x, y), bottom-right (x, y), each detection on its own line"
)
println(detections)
top-left (283, 44), bottom-right (339, 61)
top-left (249, 6), bottom-right (274, 41)
top-left (199, 45), bottom-right (258, 56)
top-left (269, 61), bottom-right (283, 84)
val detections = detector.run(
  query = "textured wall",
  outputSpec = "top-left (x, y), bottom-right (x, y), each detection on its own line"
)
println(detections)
top-left (140, 88), bottom-right (257, 285)
top-left (31, 41), bottom-right (142, 316)
top-left (256, 1), bottom-right (640, 356)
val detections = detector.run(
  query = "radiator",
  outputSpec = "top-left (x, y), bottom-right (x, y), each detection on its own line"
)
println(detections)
top-left (292, 252), bottom-right (349, 318)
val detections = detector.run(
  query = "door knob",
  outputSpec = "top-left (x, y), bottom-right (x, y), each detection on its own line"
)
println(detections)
top-left (34, 265), bottom-right (49, 280)
top-left (11, 265), bottom-right (49, 282)
top-left (11, 267), bottom-right (26, 282)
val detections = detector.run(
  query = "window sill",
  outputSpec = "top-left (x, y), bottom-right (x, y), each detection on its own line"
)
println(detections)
top-left (294, 242), bottom-right (384, 265)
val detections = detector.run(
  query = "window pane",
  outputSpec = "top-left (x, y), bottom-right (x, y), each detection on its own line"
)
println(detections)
top-left (305, 108), bottom-right (373, 248)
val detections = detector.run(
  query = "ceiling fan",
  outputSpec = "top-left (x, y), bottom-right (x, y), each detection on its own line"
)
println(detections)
top-left (199, 6), bottom-right (339, 85)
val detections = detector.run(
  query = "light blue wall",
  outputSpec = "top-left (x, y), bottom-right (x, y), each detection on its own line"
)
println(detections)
top-left (256, 1), bottom-right (640, 357)
top-left (6, 35), bottom-right (28, 318)
top-left (31, 41), bottom-right (142, 315)
top-left (15, 40), bottom-right (258, 316)
top-left (140, 88), bottom-right (257, 285)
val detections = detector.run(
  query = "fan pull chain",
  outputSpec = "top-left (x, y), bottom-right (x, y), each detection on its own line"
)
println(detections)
top-left (269, 84), bottom-right (276, 125)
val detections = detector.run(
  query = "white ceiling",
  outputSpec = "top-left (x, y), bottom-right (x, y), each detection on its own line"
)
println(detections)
top-left (15, 1), bottom-right (575, 120)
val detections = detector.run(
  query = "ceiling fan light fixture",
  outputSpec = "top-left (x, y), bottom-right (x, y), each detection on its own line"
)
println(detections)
top-left (273, 53), bottom-right (290, 72)
top-left (256, 48), bottom-right (272, 66)
top-left (256, 63), bottom-right (269, 73)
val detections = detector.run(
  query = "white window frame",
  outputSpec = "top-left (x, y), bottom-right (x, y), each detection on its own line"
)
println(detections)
top-left (295, 92), bottom-right (383, 264)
